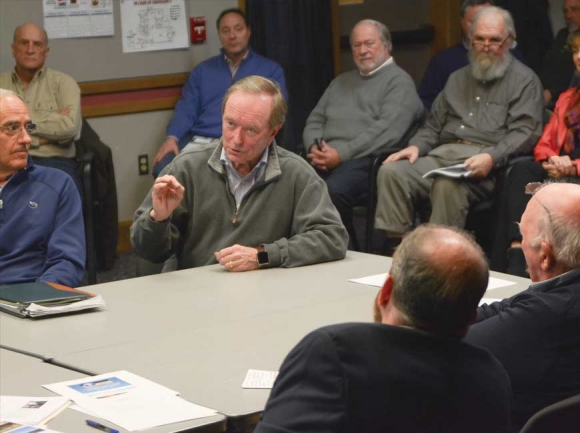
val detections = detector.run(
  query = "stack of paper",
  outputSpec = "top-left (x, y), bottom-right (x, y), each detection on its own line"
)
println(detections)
top-left (44, 371), bottom-right (217, 432)
top-left (0, 282), bottom-right (104, 318)
top-left (0, 396), bottom-right (69, 427)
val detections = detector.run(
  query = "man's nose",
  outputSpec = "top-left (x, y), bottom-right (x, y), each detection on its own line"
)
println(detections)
top-left (231, 127), bottom-right (243, 144)
top-left (18, 129), bottom-right (32, 146)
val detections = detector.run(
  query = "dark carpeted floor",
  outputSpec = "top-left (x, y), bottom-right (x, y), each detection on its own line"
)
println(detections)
top-left (79, 251), bottom-right (138, 287)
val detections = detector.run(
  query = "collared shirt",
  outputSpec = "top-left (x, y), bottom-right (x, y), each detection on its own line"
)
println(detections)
top-left (411, 56), bottom-right (544, 167)
top-left (220, 146), bottom-right (268, 206)
top-left (360, 56), bottom-right (394, 77)
top-left (224, 50), bottom-right (250, 78)
top-left (529, 268), bottom-right (580, 292)
top-left (0, 66), bottom-right (81, 158)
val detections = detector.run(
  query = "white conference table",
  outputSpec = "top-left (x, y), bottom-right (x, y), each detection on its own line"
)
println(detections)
top-left (0, 252), bottom-right (393, 361)
top-left (0, 348), bottom-right (226, 433)
top-left (0, 251), bottom-right (531, 429)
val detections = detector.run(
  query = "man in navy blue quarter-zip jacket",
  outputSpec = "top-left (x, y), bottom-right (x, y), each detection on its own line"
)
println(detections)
top-left (0, 89), bottom-right (85, 287)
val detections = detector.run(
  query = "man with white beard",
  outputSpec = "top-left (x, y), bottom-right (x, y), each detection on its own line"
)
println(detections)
top-left (374, 6), bottom-right (543, 250)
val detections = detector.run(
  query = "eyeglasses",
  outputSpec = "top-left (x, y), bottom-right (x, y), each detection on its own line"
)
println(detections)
top-left (524, 182), bottom-right (545, 195)
top-left (472, 35), bottom-right (510, 50)
top-left (0, 122), bottom-right (37, 136)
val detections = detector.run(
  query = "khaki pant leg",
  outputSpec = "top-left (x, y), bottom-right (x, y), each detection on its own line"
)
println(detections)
top-left (374, 157), bottom-right (443, 235)
top-left (429, 175), bottom-right (496, 228)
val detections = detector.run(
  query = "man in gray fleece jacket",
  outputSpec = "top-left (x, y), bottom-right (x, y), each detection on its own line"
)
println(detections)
top-left (131, 76), bottom-right (348, 272)
top-left (303, 19), bottom-right (424, 246)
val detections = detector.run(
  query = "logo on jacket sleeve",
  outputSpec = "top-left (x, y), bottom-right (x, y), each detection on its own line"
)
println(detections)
top-left (29, 201), bottom-right (38, 209)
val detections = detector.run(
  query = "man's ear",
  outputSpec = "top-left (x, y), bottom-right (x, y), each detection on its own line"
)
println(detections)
top-left (540, 241), bottom-right (555, 271)
top-left (270, 124), bottom-right (281, 140)
top-left (378, 274), bottom-right (394, 307)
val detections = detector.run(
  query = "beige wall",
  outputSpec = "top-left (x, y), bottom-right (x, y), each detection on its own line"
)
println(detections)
top-left (87, 111), bottom-right (174, 221)
top-left (549, 0), bottom-right (565, 34)
top-left (0, 0), bottom-right (236, 222)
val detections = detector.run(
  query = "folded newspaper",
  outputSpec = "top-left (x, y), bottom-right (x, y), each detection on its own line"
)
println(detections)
top-left (422, 163), bottom-right (472, 179)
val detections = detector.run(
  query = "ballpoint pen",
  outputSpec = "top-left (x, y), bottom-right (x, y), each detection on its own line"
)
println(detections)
top-left (315, 137), bottom-right (324, 151)
top-left (86, 419), bottom-right (120, 433)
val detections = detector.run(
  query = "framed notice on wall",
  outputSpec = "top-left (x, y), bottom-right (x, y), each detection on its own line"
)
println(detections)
top-left (120, 0), bottom-right (189, 53)
top-left (43, 0), bottom-right (115, 39)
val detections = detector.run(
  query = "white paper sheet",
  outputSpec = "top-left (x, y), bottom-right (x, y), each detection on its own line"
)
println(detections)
top-left (120, 0), bottom-right (188, 53)
top-left (0, 421), bottom-right (62, 432)
top-left (26, 295), bottom-right (105, 317)
top-left (242, 370), bottom-right (278, 389)
top-left (43, 0), bottom-right (114, 39)
top-left (349, 273), bottom-right (516, 291)
top-left (478, 298), bottom-right (502, 306)
top-left (43, 371), bottom-right (216, 431)
top-left (0, 396), bottom-right (70, 426)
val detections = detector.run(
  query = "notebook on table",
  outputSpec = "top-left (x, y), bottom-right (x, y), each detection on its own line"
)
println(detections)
top-left (0, 282), bottom-right (104, 318)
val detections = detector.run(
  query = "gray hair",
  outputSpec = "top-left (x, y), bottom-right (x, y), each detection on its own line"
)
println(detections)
top-left (351, 19), bottom-right (393, 52)
top-left (389, 224), bottom-right (489, 336)
top-left (0, 88), bottom-right (22, 103)
top-left (531, 197), bottom-right (580, 269)
top-left (222, 76), bottom-right (287, 129)
top-left (461, 0), bottom-right (495, 18)
top-left (13, 23), bottom-right (49, 46)
top-left (470, 6), bottom-right (516, 42)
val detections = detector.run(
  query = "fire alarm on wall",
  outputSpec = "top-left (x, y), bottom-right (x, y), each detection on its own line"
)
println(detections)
top-left (190, 17), bottom-right (206, 43)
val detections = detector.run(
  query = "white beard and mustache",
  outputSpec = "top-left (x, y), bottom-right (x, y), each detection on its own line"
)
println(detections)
top-left (469, 48), bottom-right (513, 81)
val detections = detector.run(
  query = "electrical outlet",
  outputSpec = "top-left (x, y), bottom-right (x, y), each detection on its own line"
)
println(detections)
top-left (138, 154), bottom-right (149, 175)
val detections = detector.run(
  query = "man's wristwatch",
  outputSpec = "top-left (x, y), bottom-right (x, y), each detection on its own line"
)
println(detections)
top-left (256, 246), bottom-right (269, 269)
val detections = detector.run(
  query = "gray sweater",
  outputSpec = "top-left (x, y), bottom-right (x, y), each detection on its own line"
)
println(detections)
top-left (131, 142), bottom-right (348, 269)
top-left (303, 61), bottom-right (424, 161)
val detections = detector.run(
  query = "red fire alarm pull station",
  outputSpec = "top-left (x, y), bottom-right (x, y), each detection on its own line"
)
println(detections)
top-left (190, 17), bottom-right (206, 43)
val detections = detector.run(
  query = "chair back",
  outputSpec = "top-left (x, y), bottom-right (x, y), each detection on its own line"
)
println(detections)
top-left (520, 394), bottom-right (580, 433)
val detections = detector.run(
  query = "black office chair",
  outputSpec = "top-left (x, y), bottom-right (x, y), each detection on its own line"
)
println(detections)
top-left (519, 394), bottom-right (580, 433)
top-left (79, 151), bottom-right (97, 285)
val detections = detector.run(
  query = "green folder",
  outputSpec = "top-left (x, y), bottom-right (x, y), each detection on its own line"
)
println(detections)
top-left (0, 282), bottom-right (93, 317)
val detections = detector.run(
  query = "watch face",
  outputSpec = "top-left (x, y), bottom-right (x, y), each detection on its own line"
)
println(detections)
top-left (257, 250), bottom-right (269, 265)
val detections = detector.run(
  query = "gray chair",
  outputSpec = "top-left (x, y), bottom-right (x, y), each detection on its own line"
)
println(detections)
top-left (519, 394), bottom-right (580, 433)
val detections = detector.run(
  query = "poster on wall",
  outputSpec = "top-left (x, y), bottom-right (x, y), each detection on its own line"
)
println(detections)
top-left (43, 0), bottom-right (115, 39)
top-left (120, 0), bottom-right (189, 53)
